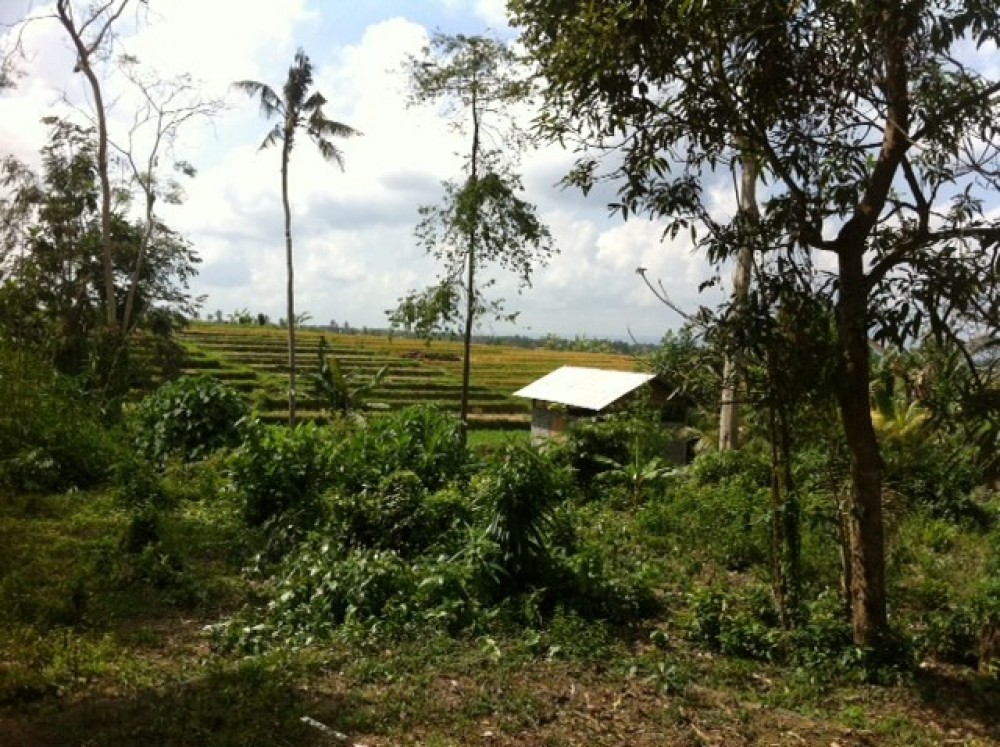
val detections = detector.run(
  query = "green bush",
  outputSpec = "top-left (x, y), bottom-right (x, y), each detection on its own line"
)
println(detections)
top-left (560, 416), bottom-right (633, 489)
top-left (479, 444), bottom-right (573, 587)
top-left (326, 473), bottom-right (473, 556)
top-left (229, 421), bottom-right (339, 527)
top-left (340, 406), bottom-right (468, 493)
top-left (640, 467), bottom-right (770, 571)
top-left (881, 432), bottom-right (984, 525)
top-left (219, 542), bottom-right (487, 650)
top-left (133, 375), bottom-right (249, 463)
top-left (558, 544), bottom-right (660, 624)
top-left (0, 347), bottom-right (117, 492)
top-left (911, 604), bottom-right (979, 666)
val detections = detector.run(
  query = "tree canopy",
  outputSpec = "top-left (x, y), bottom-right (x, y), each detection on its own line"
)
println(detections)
top-left (512, 0), bottom-right (1000, 645)
top-left (0, 118), bottom-right (200, 377)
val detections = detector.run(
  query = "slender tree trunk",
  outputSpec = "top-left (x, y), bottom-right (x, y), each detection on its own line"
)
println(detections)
top-left (56, 1), bottom-right (121, 333)
top-left (282, 141), bottom-right (297, 427)
top-left (122, 188), bottom-right (155, 333)
top-left (459, 83), bottom-right (481, 446)
top-left (835, 248), bottom-right (886, 647)
top-left (719, 141), bottom-right (757, 451)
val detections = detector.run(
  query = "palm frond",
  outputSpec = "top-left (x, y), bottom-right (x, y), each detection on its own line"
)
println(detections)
top-left (303, 91), bottom-right (328, 111)
top-left (259, 122), bottom-right (284, 152)
top-left (232, 80), bottom-right (283, 120)
top-left (282, 49), bottom-right (314, 110)
top-left (312, 137), bottom-right (345, 168)
top-left (309, 112), bottom-right (360, 140)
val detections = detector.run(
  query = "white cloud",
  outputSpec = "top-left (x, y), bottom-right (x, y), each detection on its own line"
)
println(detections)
top-left (2, 3), bottom-right (718, 340)
top-left (473, 0), bottom-right (510, 29)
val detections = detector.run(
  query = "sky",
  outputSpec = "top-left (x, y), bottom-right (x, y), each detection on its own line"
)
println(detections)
top-left (0, 0), bottom-right (728, 341)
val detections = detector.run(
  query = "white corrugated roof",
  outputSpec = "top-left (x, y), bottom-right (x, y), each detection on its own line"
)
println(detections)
top-left (513, 366), bottom-right (656, 411)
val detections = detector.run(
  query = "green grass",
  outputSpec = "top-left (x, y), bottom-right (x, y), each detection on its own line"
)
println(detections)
top-left (3, 473), bottom-right (999, 745)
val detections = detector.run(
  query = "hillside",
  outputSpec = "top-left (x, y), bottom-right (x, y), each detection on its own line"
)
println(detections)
top-left (176, 324), bottom-right (642, 429)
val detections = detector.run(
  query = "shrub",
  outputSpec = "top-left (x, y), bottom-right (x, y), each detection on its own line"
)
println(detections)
top-left (911, 604), bottom-right (980, 666)
top-left (326, 473), bottom-right (473, 556)
top-left (478, 444), bottom-right (573, 587)
top-left (558, 544), bottom-right (660, 624)
top-left (0, 347), bottom-right (117, 492)
top-left (640, 467), bottom-right (770, 571)
top-left (341, 406), bottom-right (467, 493)
top-left (133, 375), bottom-right (249, 463)
top-left (881, 431), bottom-right (985, 525)
top-left (230, 421), bottom-right (339, 527)
top-left (219, 542), bottom-right (487, 650)
top-left (684, 582), bottom-right (784, 661)
top-left (560, 416), bottom-right (633, 489)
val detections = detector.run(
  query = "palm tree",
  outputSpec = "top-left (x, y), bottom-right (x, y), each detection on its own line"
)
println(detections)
top-left (234, 49), bottom-right (358, 426)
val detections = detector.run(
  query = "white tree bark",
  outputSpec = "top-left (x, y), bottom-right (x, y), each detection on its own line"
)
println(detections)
top-left (718, 141), bottom-right (758, 451)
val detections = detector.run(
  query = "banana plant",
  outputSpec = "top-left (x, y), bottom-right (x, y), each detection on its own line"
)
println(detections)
top-left (308, 336), bottom-right (387, 417)
top-left (594, 435), bottom-right (673, 504)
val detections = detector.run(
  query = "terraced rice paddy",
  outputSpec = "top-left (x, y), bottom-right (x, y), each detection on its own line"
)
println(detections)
top-left (177, 324), bottom-right (641, 430)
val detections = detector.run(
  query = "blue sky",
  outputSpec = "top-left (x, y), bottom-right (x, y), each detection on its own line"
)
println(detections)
top-left (0, 1), bottom-right (734, 339)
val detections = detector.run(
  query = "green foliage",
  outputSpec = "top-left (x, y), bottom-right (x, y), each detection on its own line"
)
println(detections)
top-left (0, 626), bottom-right (118, 703)
top-left (640, 449), bottom-right (772, 571)
top-left (308, 336), bottom-right (387, 416)
top-left (133, 375), bottom-right (249, 464)
top-left (646, 327), bottom-right (720, 411)
top-left (0, 118), bottom-right (202, 382)
top-left (559, 410), bottom-right (677, 500)
top-left (557, 541), bottom-right (660, 625)
top-left (787, 590), bottom-right (860, 675)
top-left (479, 444), bottom-right (573, 586)
top-left (559, 416), bottom-right (633, 489)
top-left (514, 0), bottom-right (1000, 647)
top-left (229, 420), bottom-right (339, 527)
top-left (0, 346), bottom-right (117, 492)
top-left (881, 429), bottom-right (984, 524)
top-left (684, 583), bottom-right (780, 661)
top-left (341, 406), bottom-right (468, 493)
top-left (219, 543), bottom-right (488, 650)
top-left (388, 165), bottom-right (556, 338)
top-left (326, 473), bottom-right (473, 556)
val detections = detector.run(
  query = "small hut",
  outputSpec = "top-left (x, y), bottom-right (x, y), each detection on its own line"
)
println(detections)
top-left (513, 366), bottom-right (688, 459)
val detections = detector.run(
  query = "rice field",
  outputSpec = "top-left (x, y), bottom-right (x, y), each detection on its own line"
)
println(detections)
top-left (176, 323), bottom-right (642, 430)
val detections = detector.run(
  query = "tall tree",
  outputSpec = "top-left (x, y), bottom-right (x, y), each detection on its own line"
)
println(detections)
top-left (113, 56), bottom-right (222, 334)
top-left (55, 0), bottom-right (136, 333)
top-left (234, 49), bottom-right (358, 427)
top-left (0, 118), bottom-right (201, 375)
top-left (388, 33), bottom-right (556, 441)
top-left (512, 0), bottom-right (1000, 646)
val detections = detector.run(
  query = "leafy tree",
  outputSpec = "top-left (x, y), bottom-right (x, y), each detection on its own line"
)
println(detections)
top-left (387, 33), bottom-right (556, 441)
top-left (234, 49), bottom-right (359, 427)
top-left (512, 0), bottom-right (1000, 646)
top-left (0, 119), bottom-right (200, 385)
top-left (6, 2), bottom-right (217, 395)
top-left (54, 0), bottom-right (134, 333)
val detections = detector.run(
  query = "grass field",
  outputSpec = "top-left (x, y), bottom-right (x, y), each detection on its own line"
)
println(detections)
top-left (2, 488), bottom-right (998, 746)
top-left (2, 325), bottom-right (999, 746)
top-left (176, 323), bottom-right (641, 429)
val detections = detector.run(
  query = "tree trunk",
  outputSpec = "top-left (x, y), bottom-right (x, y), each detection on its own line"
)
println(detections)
top-left (835, 248), bottom-right (887, 647)
top-left (282, 141), bottom-right (297, 427)
top-left (56, 1), bottom-right (121, 333)
top-left (458, 83), bottom-right (481, 446)
top-left (719, 141), bottom-right (757, 451)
